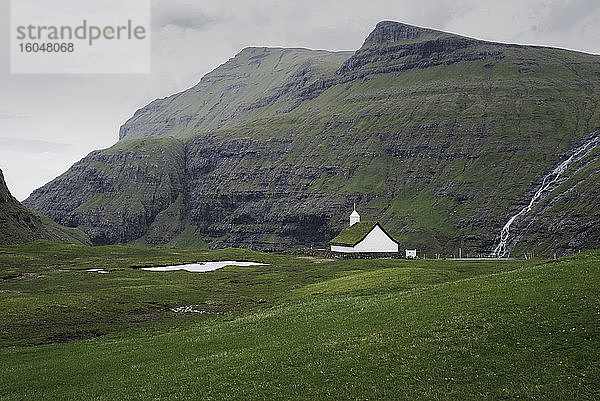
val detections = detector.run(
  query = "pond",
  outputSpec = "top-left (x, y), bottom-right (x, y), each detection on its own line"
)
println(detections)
top-left (141, 261), bottom-right (267, 273)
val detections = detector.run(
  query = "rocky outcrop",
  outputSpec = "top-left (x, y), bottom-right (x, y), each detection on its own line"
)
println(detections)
top-left (361, 21), bottom-right (444, 46)
top-left (337, 21), bottom-right (509, 80)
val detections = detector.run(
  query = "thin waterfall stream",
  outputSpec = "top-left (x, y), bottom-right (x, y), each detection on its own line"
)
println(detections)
top-left (492, 132), bottom-right (600, 258)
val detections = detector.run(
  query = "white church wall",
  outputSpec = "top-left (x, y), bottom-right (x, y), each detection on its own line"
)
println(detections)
top-left (353, 225), bottom-right (398, 252)
top-left (331, 244), bottom-right (355, 252)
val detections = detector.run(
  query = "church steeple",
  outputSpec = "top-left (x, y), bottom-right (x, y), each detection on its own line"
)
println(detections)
top-left (349, 203), bottom-right (360, 226)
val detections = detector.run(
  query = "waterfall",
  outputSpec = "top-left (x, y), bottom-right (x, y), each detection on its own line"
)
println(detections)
top-left (492, 132), bottom-right (600, 258)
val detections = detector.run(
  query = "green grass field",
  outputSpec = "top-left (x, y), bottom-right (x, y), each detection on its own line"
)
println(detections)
top-left (1, 242), bottom-right (598, 400)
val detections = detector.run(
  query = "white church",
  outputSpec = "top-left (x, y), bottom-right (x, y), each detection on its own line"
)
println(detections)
top-left (330, 205), bottom-right (399, 253)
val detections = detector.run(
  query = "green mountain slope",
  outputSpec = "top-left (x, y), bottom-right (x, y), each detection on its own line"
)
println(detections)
top-left (0, 168), bottom-right (90, 245)
top-left (1, 250), bottom-right (598, 400)
top-left (24, 21), bottom-right (600, 256)
top-left (119, 47), bottom-right (353, 141)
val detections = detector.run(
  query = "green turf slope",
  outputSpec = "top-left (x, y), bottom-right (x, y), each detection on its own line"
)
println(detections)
top-left (1, 252), bottom-right (598, 400)
top-left (0, 168), bottom-right (90, 246)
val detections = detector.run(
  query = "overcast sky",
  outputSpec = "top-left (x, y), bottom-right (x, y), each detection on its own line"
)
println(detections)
top-left (1, 0), bottom-right (600, 200)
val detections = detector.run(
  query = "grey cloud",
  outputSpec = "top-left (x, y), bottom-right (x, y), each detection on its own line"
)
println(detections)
top-left (152, 2), bottom-right (230, 32)
top-left (0, 137), bottom-right (74, 153)
top-left (544, 0), bottom-right (600, 31)
top-left (0, 111), bottom-right (29, 119)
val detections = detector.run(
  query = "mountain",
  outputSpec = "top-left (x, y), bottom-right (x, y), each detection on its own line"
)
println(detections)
top-left (0, 168), bottom-right (90, 245)
top-left (24, 21), bottom-right (600, 256)
top-left (119, 47), bottom-right (353, 141)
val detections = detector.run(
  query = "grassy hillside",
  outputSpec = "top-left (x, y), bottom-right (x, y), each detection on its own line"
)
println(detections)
top-left (119, 47), bottom-right (353, 141)
top-left (0, 168), bottom-right (90, 246)
top-left (0, 242), bottom-right (598, 400)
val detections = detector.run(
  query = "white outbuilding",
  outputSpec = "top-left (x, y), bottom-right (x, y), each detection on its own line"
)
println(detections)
top-left (330, 206), bottom-right (399, 253)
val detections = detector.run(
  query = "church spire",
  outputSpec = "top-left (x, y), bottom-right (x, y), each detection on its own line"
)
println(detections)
top-left (349, 204), bottom-right (360, 226)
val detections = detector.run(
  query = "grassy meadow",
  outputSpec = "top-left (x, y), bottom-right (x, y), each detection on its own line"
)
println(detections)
top-left (0, 241), bottom-right (598, 400)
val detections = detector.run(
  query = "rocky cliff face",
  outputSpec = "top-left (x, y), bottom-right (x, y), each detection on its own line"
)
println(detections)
top-left (337, 20), bottom-right (512, 80)
top-left (24, 21), bottom-right (600, 256)
top-left (25, 138), bottom-right (185, 245)
top-left (362, 21), bottom-right (444, 45)
top-left (0, 168), bottom-right (90, 245)
top-left (491, 132), bottom-right (600, 257)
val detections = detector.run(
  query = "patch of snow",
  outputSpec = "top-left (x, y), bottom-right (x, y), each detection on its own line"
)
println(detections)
top-left (296, 256), bottom-right (335, 263)
top-left (171, 305), bottom-right (201, 313)
top-left (87, 269), bottom-right (109, 274)
top-left (170, 305), bottom-right (227, 314)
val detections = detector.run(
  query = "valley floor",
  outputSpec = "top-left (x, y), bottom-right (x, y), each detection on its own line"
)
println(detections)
top-left (0, 241), bottom-right (598, 400)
